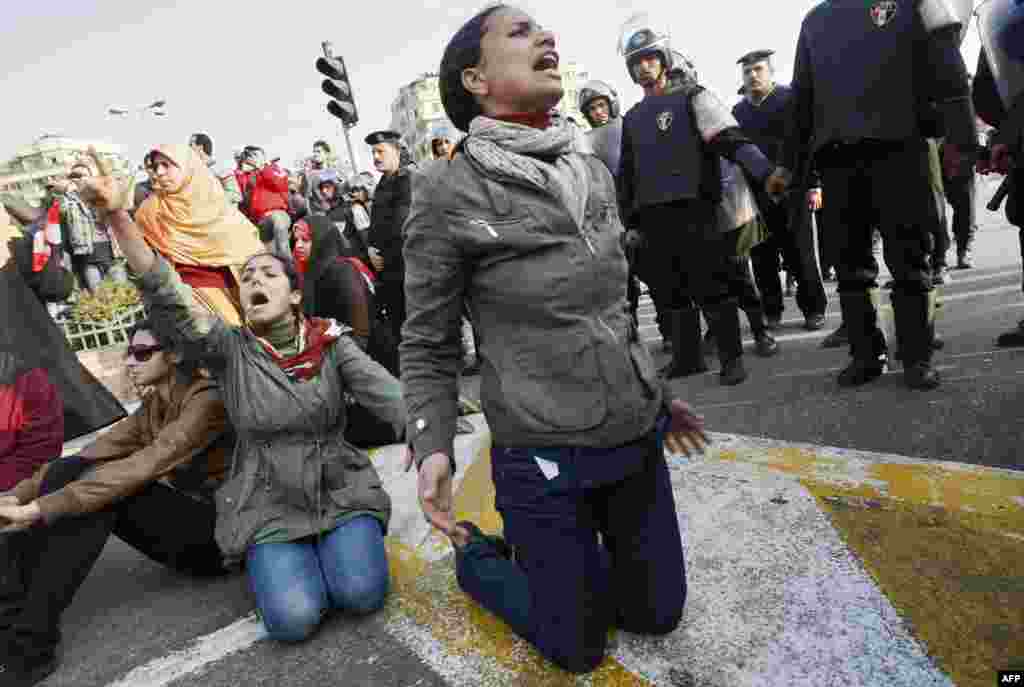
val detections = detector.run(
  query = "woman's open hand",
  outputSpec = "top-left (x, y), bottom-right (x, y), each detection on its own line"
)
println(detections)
top-left (0, 501), bottom-right (42, 533)
top-left (663, 399), bottom-right (709, 456)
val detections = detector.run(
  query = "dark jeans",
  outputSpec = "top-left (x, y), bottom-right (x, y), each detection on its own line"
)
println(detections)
top-left (818, 140), bottom-right (935, 297)
top-left (816, 207), bottom-right (834, 276)
top-left (751, 192), bottom-right (827, 318)
top-left (455, 420), bottom-right (686, 674)
top-left (1, 457), bottom-right (224, 664)
top-left (637, 201), bottom-right (733, 312)
top-left (942, 172), bottom-right (977, 252)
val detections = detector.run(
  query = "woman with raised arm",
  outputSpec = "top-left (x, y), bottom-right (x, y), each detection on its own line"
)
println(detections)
top-left (78, 149), bottom-right (405, 644)
top-left (400, 5), bottom-right (708, 674)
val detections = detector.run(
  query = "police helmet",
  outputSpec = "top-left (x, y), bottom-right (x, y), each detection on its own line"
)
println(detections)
top-left (577, 80), bottom-right (621, 121)
top-left (617, 12), bottom-right (673, 83)
top-left (669, 50), bottom-right (698, 85)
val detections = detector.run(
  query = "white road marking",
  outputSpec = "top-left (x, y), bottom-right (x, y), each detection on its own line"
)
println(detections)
top-left (105, 614), bottom-right (266, 687)
top-left (639, 283), bottom-right (1024, 345)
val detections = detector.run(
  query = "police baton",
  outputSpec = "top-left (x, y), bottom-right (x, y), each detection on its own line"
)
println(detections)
top-left (987, 175), bottom-right (1013, 212)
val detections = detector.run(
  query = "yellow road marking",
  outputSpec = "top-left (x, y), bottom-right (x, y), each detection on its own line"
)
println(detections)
top-left (717, 445), bottom-right (1024, 687)
top-left (386, 439), bottom-right (651, 686)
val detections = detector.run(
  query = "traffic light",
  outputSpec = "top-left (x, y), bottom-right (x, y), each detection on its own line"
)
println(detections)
top-left (316, 53), bottom-right (358, 127)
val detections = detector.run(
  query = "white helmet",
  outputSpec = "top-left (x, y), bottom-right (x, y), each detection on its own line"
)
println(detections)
top-left (617, 12), bottom-right (673, 83)
top-left (577, 80), bottom-right (621, 121)
top-left (669, 50), bottom-right (699, 85)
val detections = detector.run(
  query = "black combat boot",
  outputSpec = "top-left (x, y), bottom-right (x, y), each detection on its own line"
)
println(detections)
top-left (821, 321), bottom-right (849, 349)
top-left (707, 302), bottom-right (747, 386)
top-left (955, 237), bottom-right (974, 269)
top-left (996, 320), bottom-right (1024, 347)
top-left (836, 292), bottom-right (887, 387)
top-left (661, 308), bottom-right (709, 379)
top-left (744, 306), bottom-right (780, 357)
top-left (891, 291), bottom-right (940, 390)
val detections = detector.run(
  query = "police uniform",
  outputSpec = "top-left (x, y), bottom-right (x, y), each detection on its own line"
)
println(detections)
top-left (733, 50), bottom-right (827, 329)
top-left (975, 0), bottom-right (1024, 345)
top-left (365, 130), bottom-right (413, 346)
top-left (781, 0), bottom-right (977, 389)
top-left (619, 79), bottom-right (777, 384)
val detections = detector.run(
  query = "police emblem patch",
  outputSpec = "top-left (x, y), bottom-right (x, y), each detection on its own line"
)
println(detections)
top-left (656, 111), bottom-right (674, 132)
top-left (869, 0), bottom-right (897, 27)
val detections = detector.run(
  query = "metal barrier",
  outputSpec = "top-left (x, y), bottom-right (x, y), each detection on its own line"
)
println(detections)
top-left (61, 304), bottom-right (146, 353)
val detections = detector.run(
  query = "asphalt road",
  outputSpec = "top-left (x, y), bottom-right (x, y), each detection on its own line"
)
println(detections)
top-left (654, 253), bottom-right (1024, 472)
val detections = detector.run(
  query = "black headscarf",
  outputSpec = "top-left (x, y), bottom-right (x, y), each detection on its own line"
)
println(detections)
top-left (1, 236), bottom-right (126, 441)
top-left (301, 215), bottom-right (348, 317)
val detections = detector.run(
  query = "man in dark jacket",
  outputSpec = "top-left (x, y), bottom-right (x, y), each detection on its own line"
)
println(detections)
top-left (365, 130), bottom-right (413, 346)
top-left (733, 49), bottom-right (827, 332)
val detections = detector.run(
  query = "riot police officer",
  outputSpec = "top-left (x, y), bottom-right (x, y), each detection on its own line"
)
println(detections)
top-left (778, 0), bottom-right (977, 390)
top-left (668, 50), bottom-right (780, 359)
top-left (975, 0), bottom-right (1024, 346)
top-left (616, 13), bottom-right (788, 384)
top-left (579, 80), bottom-right (623, 174)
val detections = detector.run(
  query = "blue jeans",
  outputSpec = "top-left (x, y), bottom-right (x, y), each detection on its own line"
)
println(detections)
top-left (456, 419), bottom-right (686, 674)
top-left (247, 515), bottom-right (389, 642)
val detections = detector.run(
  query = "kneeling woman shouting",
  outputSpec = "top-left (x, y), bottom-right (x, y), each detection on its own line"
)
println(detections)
top-left (78, 149), bottom-right (406, 644)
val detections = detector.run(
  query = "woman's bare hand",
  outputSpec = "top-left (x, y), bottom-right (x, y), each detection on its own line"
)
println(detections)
top-left (663, 399), bottom-right (710, 456)
top-left (77, 147), bottom-right (132, 211)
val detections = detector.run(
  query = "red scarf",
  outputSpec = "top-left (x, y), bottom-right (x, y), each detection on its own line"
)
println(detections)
top-left (32, 202), bottom-right (61, 272)
top-left (176, 264), bottom-right (235, 290)
top-left (494, 111), bottom-right (554, 130)
top-left (291, 220), bottom-right (311, 287)
top-left (255, 317), bottom-right (342, 382)
top-left (340, 256), bottom-right (375, 289)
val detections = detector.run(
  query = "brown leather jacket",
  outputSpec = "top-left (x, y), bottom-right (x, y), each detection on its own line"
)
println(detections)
top-left (11, 374), bottom-right (230, 521)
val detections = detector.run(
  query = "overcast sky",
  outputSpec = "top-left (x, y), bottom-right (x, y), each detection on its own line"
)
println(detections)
top-left (1, 1), bottom-right (982, 171)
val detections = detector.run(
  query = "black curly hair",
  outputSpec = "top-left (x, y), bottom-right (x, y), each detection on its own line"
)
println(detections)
top-left (127, 318), bottom-right (203, 383)
top-left (439, 4), bottom-right (509, 133)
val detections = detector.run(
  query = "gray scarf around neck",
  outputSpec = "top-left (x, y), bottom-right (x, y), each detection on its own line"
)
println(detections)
top-left (464, 115), bottom-right (592, 228)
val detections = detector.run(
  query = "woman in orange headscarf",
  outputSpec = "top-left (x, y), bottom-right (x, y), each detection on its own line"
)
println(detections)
top-left (135, 144), bottom-right (263, 325)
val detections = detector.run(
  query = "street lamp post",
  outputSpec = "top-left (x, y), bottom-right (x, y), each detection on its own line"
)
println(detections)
top-left (106, 101), bottom-right (168, 167)
top-left (107, 100), bottom-right (167, 119)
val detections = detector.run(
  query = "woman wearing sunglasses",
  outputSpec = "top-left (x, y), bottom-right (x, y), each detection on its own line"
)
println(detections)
top-left (76, 148), bottom-right (405, 645)
top-left (0, 320), bottom-right (231, 686)
top-left (400, 6), bottom-right (708, 674)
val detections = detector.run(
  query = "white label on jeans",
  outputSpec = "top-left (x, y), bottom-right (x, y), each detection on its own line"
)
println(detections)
top-left (534, 456), bottom-right (560, 481)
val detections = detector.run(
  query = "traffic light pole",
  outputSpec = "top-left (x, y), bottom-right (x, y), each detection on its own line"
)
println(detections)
top-left (341, 123), bottom-right (358, 176)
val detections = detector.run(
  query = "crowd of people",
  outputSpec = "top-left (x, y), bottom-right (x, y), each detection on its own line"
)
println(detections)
top-left (0, 0), bottom-right (1021, 683)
